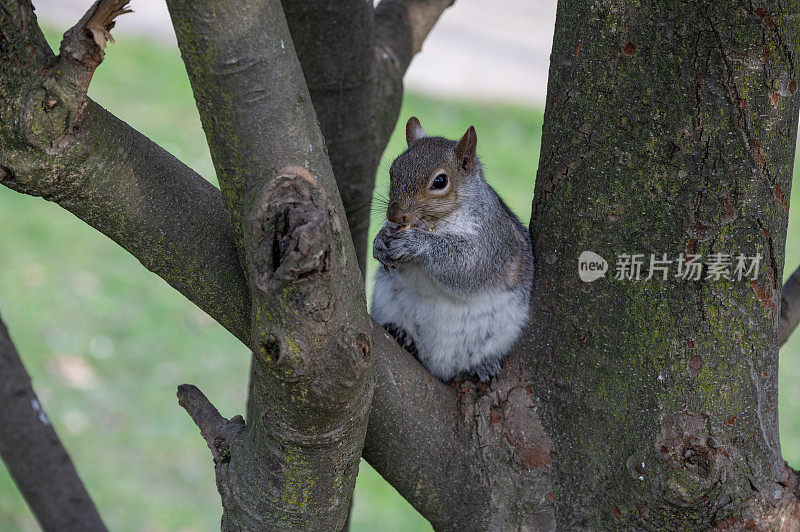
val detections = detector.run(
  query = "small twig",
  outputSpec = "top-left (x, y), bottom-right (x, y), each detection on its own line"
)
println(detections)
top-left (177, 384), bottom-right (243, 462)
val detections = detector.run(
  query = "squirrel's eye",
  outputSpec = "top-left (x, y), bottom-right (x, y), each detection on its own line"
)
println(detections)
top-left (430, 173), bottom-right (448, 191)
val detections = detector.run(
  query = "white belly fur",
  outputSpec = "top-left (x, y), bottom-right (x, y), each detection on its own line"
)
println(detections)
top-left (371, 263), bottom-right (528, 382)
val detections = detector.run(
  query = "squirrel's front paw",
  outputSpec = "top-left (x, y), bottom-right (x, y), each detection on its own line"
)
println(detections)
top-left (373, 226), bottom-right (423, 268)
top-left (373, 228), bottom-right (395, 268)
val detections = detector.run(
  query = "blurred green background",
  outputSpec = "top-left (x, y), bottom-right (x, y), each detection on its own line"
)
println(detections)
top-left (0, 27), bottom-right (798, 532)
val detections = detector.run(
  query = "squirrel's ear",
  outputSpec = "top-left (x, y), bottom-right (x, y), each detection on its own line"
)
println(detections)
top-left (455, 126), bottom-right (477, 172)
top-left (406, 116), bottom-right (427, 146)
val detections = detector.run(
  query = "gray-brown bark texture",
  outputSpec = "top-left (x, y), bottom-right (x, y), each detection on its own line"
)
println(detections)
top-left (529, 0), bottom-right (800, 528)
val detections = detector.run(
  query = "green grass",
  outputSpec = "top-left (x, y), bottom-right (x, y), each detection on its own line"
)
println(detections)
top-left (1, 23), bottom-right (799, 532)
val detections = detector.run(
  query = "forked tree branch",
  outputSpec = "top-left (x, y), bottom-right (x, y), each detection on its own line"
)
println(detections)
top-left (0, 313), bottom-right (106, 532)
top-left (0, 0), bottom-right (250, 341)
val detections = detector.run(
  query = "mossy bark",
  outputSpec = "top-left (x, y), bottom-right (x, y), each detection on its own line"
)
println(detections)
top-left (529, 0), bottom-right (800, 528)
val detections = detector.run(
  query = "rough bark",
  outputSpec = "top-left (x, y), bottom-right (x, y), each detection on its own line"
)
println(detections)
top-left (0, 313), bottom-right (106, 532)
top-left (165, 1), bottom-right (374, 529)
top-left (528, 0), bottom-right (800, 528)
top-left (364, 346), bottom-right (555, 530)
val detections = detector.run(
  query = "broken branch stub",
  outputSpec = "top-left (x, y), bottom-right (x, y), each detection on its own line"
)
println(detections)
top-left (13, 0), bottom-right (130, 153)
top-left (176, 384), bottom-right (246, 464)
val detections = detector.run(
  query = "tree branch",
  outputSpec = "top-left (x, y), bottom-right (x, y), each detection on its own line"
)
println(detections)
top-left (780, 265), bottom-right (800, 345)
top-left (0, 1), bottom-right (250, 341)
top-left (57, 1), bottom-right (132, 119)
top-left (176, 384), bottom-right (245, 463)
top-left (0, 312), bottom-right (106, 532)
top-left (365, 332), bottom-right (555, 528)
top-left (166, 0), bottom-right (373, 528)
top-left (374, 0), bottom-right (455, 78)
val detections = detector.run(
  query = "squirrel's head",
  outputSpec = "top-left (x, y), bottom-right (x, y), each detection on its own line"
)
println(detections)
top-left (385, 117), bottom-right (481, 228)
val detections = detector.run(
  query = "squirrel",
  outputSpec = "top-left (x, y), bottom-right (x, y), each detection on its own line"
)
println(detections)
top-left (370, 117), bottom-right (534, 382)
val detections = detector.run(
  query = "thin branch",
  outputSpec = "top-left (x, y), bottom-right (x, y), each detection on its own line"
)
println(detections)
top-left (0, 313), bottom-right (106, 532)
top-left (780, 266), bottom-right (800, 345)
top-left (374, 0), bottom-right (456, 77)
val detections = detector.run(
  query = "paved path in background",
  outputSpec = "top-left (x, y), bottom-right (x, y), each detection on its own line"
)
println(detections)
top-left (31, 0), bottom-right (556, 107)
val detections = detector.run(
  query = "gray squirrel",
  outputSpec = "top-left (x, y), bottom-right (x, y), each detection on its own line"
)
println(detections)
top-left (371, 117), bottom-right (534, 382)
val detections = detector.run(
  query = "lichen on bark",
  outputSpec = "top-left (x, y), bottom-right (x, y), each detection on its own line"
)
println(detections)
top-left (529, 0), bottom-right (800, 528)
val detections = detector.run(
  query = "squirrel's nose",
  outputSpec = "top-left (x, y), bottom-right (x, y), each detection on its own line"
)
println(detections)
top-left (387, 204), bottom-right (406, 224)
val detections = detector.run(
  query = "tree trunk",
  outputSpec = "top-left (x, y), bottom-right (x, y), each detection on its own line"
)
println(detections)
top-left (528, 0), bottom-right (800, 528)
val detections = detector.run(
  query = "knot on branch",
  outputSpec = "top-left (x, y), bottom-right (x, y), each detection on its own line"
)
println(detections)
top-left (248, 167), bottom-right (341, 315)
top-left (20, 87), bottom-right (73, 152)
top-left (251, 323), bottom-right (372, 409)
top-left (654, 411), bottom-right (736, 507)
